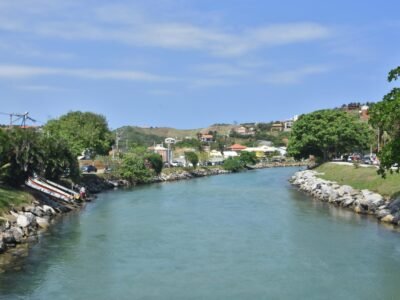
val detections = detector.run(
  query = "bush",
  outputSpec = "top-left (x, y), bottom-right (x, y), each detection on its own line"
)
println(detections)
top-left (223, 157), bottom-right (245, 172)
top-left (145, 153), bottom-right (163, 175)
top-left (239, 151), bottom-right (258, 165)
top-left (184, 152), bottom-right (199, 168)
top-left (118, 154), bottom-right (152, 184)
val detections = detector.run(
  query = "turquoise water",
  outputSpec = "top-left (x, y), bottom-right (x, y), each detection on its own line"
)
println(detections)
top-left (1, 167), bottom-right (400, 299)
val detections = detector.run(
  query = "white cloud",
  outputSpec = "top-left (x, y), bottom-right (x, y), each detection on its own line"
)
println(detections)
top-left (0, 65), bottom-right (173, 82)
top-left (263, 66), bottom-right (331, 84)
top-left (0, 2), bottom-right (331, 57)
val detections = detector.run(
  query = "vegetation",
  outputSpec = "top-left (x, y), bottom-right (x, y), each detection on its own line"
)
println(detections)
top-left (118, 153), bottom-right (153, 184)
top-left (145, 153), bottom-right (163, 175)
top-left (0, 128), bottom-right (79, 186)
top-left (175, 138), bottom-right (202, 150)
top-left (316, 163), bottom-right (400, 198)
top-left (223, 157), bottom-right (245, 172)
top-left (239, 151), bottom-right (258, 165)
top-left (184, 152), bottom-right (199, 168)
top-left (288, 109), bottom-right (372, 161)
top-left (369, 66), bottom-right (400, 176)
top-left (44, 111), bottom-right (113, 157)
top-left (0, 186), bottom-right (34, 214)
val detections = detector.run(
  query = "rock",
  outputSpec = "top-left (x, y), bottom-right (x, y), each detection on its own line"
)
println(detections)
top-left (338, 185), bottom-right (354, 196)
top-left (361, 190), bottom-right (385, 209)
top-left (17, 215), bottom-right (30, 228)
top-left (388, 198), bottom-right (400, 214)
top-left (0, 240), bottom-right (5, 253)
top-left (36, 217), bottom-right (50, 229)
top-left (381, 214), bottom-right (394, 223)
top-left (342, 196), bottom-right (355, 208)
top-left (11, 227), bottom-right (24, 243)
top-left (31, 206), bottom-right (44, 217)
top-left (17, 212), bottom-right (35, 228)
top-left (376, 209), bottom-right (391, 220)
top-left (42, 205), bottom-right (56, 216)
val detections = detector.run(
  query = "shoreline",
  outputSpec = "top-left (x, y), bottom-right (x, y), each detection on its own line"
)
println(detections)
top-left (0, 162), bottom-right (307, 271)
top-left (291, 170), bottom-right (400, 227)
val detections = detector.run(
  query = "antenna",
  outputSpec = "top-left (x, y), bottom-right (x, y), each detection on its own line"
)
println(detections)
top-left (0, 111), bottom-right (37, 128)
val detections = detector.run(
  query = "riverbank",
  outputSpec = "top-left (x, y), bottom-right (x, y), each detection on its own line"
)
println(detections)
top-left (291, 169), bottom-right (400, 226)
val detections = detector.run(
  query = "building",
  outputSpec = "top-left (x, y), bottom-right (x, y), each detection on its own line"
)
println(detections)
top-left (359, 105), bottom-right (369, 122)
top-left (200, 134), bottom-right (214, 142)
top-left (271, 123), bottom-right (284, 132)
top-left (228, 144), bottom-right (247, 152)
top-left (232, 126), bottom-right (255, 136)
top-left (148, 144), bottom-right (172, 163)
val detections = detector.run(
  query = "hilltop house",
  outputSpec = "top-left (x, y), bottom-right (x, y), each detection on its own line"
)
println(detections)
top-left (200, 134), bottom-right (214, 143)
top-left (232, 126), bottom-right (255, 136)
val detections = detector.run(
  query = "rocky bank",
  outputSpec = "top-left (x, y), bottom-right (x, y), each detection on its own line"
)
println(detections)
top-left (291, 170), bottom-right (400, 226)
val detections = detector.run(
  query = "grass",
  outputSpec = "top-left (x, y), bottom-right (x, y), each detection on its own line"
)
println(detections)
top-left (315, 163), bottom-right (400, 198)
top-left (0, 185), bottom-right (34, 214)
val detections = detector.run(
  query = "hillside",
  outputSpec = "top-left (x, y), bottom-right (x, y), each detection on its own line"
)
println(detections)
top-left (116, 124), bottom-right (236, 147)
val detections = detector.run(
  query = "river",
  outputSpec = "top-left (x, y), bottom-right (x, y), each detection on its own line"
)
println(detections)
top-left (1, 167), bottom-right (400, 299)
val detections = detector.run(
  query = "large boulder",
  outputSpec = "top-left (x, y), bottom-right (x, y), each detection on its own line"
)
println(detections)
top-left (3, 227), bottom-right (24, 244)
top-left (42, 205), bottom-right (56, 216)
top-left (381, 214), bottom-right (394, 223)
top-left (376, 209), bottom-right (391, 220)
top-left (388, 198), bottom-right (400, 214)
top-left (36, 217), bottom-right (50, 229)
top-left (17, 212), bottom-right (35, 228)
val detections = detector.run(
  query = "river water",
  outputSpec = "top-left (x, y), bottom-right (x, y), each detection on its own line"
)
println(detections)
top-left (1, 167), bottom-right (400, 299)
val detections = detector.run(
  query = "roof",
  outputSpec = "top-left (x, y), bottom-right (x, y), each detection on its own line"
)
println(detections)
top-left (228, 143), bottom-right (247, 150)
top-left (201, 134), bottom-right (214, 138)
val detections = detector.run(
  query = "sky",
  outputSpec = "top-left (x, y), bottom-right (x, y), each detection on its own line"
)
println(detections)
top-left (0, 0), bottom-right (399, 129)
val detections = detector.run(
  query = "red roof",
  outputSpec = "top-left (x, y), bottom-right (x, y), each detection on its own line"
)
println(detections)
top-left (229, 143), bottom-right (247, 150)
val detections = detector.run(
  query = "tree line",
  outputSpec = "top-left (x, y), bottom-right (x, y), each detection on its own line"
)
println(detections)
top-left (288, 66), bottom-right (400, 176)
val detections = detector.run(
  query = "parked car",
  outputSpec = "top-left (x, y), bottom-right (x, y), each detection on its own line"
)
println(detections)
top-left (363, 155), bottom-right (372, 165)
top-left (81, 165), bottom-right (97, 173)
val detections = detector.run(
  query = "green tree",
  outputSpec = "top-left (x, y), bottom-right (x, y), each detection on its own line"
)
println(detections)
top-left (145, 153), bottom-right (163, 175)
top-left (44, 111), bottom-right (113, 157)
top-left (288, 109), bottom-right (372, 161)
top-left (118, 153), bottom-right (152, 184)
top-left (239, 151), bottom-right (258, 165)
top-left (369, 66), bottom-right (400, 175)
top-left (223, 157), bottom-right (245, 172)
top-left (184, 152), bottom-right (199, 168)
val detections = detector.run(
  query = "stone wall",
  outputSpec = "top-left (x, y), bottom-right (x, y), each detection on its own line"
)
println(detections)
top-left (291, 170), bottom-right (400, 226)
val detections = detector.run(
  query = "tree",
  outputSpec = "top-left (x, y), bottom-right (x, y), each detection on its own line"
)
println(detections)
top-left (184, 152), bottom-right (199, 168)
top-left (145, 153), bottom-right (163, 175)
top-left (239, 151), bottom-right (258, 165)
top-left (223, 157), bottom-right (244, 172)
top-left (118, 153), bottom-right (152, 184)
top-left (44, 111), bottom-right (113, 157)
top-left (369, 66), bottom-right (400, 175)
top-left (0, 128), bottom-right (79, 186)
top-left (288, 109), bottom-right (372, 161)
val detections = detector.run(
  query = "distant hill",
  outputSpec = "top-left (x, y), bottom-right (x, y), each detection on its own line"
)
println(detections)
top-left (115, 124), bottom-right (236, 147)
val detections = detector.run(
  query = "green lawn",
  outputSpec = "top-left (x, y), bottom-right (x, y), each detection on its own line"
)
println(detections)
top-left (0, 186), bottom-right (34, 214)
top-left (315, 163), bottom-right (400, 198)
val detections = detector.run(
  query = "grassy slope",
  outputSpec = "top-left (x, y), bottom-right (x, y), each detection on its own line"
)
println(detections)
top-left (315, 163), bottom-right (400, 198)
top-left (0, 186), bottom-right (34, 214)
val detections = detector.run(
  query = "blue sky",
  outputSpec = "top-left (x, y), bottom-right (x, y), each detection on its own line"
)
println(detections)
top-left (0, 0), bottom-right (399, 129)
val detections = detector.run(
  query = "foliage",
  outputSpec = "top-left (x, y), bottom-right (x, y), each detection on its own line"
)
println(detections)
top-left (117, 126), bottom-right (165, 149)
top-left (223, 157), bottom-right (245, 172)
top-left (287, 109), bottom-right (372, 161)
top-left (239, 151), bottom-right (258, 165)
top-left (118, 153), bottom-right (152, 184)
top-left (44, 111), bottom-right (113, 157)
top-left (145, 153), bottom-right (163, 175)
top-left (369, 67), bottom-right (400, 176)
top-left (184, 152), bottom-right (199, 168)
top-left (175, 138), bottom-right (201, 150)
top-left (0, 128), bottom-right (79, 186)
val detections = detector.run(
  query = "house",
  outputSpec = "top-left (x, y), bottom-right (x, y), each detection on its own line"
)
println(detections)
top-left (228, 144), bottom-right (247, 152)
top-left (148, 144), bottom-right (172, 163)
top-left (223, 151), bottom-right (239, 158)
top-left (200, 134), bottom-right (214, 142)
top-left (271, 123), bottom-right (284, 132)
top-left (232, 126), bottom-right (255, 136)
top-left (359, 105), bottom-right (369, 121)
top-left (283, 115), bottom-right (298, 132)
